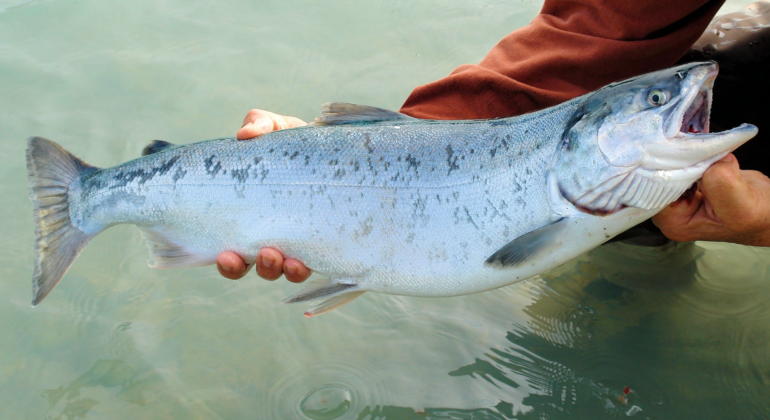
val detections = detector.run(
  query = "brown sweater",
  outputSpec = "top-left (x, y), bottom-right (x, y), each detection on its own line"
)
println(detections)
top-left (399, 0), bottom-right (725, 120)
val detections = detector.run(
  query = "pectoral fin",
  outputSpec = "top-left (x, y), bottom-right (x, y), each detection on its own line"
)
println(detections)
top-left (485, 218), bottom-right (568, 268)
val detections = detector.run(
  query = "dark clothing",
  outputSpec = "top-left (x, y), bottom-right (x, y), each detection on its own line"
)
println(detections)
top-left (399, 0), bottom-right (725, 120)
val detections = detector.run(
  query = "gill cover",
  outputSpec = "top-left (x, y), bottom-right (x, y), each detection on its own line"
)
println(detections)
top-left (552, 62), bottom-right (757, 213)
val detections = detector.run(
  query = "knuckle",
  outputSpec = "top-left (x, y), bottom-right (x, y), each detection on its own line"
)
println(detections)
top-left (246, 109), bottom-right (263, 118)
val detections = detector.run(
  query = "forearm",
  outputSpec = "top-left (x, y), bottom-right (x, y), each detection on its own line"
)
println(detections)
top-left (400, 0), bottom-right (725, 120)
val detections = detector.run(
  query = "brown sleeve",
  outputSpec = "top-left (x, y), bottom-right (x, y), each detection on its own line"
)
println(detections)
top-left (399, 0), bottom-right (725, 120)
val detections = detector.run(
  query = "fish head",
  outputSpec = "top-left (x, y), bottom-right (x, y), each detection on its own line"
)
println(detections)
top-left (552, 61), bottom-right (758, 213)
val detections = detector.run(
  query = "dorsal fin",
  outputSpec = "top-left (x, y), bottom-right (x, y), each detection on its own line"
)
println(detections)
top-left (311, 102), bottom-right (416, 126)
top-left (142, 140), bottom-right (175, 156)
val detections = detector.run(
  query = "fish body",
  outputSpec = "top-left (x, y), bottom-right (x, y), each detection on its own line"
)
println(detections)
top-left (27, 62), bottom-right (758, 315)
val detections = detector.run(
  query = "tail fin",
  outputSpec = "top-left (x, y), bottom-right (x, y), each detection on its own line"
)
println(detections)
top-left (26, 137), bottom-right (98, 306)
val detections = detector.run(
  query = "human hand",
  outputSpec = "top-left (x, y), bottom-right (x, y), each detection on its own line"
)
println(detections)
top-left (652, 154), bottom-right (770, 246)
top-left (216, 109), bottom-right (311, 282)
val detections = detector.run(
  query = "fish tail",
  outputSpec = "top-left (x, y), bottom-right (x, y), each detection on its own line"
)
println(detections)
top-left (26, 137), bottom-right (99, 306)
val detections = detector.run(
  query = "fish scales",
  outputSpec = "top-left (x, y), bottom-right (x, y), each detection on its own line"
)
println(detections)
top-left (27, 62), bottom-right (758, 314)
top-left (69, 99), bottom-right (582, 297)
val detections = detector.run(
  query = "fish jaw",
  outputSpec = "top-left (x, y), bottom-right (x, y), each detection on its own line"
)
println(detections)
top-left (552, 62), bottom-right (758, 214)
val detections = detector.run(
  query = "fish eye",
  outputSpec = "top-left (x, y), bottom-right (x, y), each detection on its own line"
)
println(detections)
top-left (647, 90), bottom-right (668, 106)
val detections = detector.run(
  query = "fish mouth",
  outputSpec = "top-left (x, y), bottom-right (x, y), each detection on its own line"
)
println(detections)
top-left (678, 81), bottom-right (712, 135)
top-left (649, 63), bottom-right (757, 170)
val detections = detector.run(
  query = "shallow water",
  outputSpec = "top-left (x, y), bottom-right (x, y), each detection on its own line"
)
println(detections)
top-left (1, 0), bottom-right (768, 419)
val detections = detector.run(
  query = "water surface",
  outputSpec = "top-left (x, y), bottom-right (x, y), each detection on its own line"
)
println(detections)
top-left (0, 0), bottom-right (768, 419)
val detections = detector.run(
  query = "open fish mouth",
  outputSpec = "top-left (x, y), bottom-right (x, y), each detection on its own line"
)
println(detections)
top-left (651, 64), bottom-right (757, 170)
top-left (679, 84), bottom-right (711, 135)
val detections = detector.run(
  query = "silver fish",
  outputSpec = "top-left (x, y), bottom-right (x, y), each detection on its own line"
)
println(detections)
top-left (26, 62), bottom-right (757, 316)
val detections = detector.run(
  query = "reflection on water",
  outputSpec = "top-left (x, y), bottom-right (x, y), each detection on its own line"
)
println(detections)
top-left (43, 359), bottom-right (145, 418)
top-left (347, 243), bottom-right (770, 419)
top-left (1, 0), bottom-right (768, 418)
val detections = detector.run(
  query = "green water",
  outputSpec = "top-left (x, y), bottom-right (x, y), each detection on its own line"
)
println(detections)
top-left (1, 0), bottom-right (768, 419)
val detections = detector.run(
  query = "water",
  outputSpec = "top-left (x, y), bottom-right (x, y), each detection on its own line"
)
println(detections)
top-left (0, 0), bottom-right (768, 419)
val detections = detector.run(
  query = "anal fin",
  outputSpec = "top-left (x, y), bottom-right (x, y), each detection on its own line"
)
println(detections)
top-left (139, 228), bottom-right (211, 268)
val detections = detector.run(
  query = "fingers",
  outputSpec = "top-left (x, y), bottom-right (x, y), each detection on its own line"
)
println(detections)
top-left (283, 258), bottom-right (311, 283)
top-left (255, 248), bottom-right (284, 280)
top-left (216, 249), bottom-right (311, 283)
top-left (216, 251), bottom-right (252, 280)
top-left (236, 109), bottom-right (307, 140)
top-left (652, 188), bottom-right (704, 242)
top-left (255, 248), bottom-right (312, 283)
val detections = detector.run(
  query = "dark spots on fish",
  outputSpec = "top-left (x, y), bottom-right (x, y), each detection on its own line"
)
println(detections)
top-left (397, 156), bottom-right (402, 162)
top-left (333, 148), bottom-right (340, 153)
top-left (305, 155), bottom-right (311, 166)
top-left (112, 156), bottom-right (180, 187)
top-left (383, 161), bottom-right (390, 171)
top-left (352, 160), bottom-right (360, 172)
top-left (390, 172), bottom-right (400, 182)
top-left (204, 155), bottom-right (222, 177)
top-left (513, 181), bottom-right (522, 192)
top-left (231, 165), bottom-right (251, 184)
top-left (463, 206), bottom-right (479, 230)
top-left (406, 232), bottom-right (415, 244)
top-left (283, 151), bottom-right (289, 157)
top-left (333, 168), bottom-right (346, 179)
top-left (172, 166), bottom-right (187, 183)
top-left (446, 144), bottom-right (460, 174)
top-left (329, 159), bottom-right (339, 166)
top-left (363, 134), bottom-right (373, 153)
top-left (358, 217), bottom-right (373, 238)
top-left (260, 169), bottom-right (269, 183)
top-left (486, 199), bottom-right (511, 221)
top-left (268, 148), bottom-right (274, 153)
top-left (289, 151), bottom-right (299, 160)
top-left (254, 156), bottom-right (263, 165)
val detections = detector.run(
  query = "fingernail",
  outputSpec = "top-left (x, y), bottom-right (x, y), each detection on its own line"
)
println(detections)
top-left (720, 154), bottom-right (734, 162)
top-left (262, 255), bottom-right (274, 268)
top-left (221, 264), bottom-right (233, 273)
top-left (241, 263), bottom-right (251, 274)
